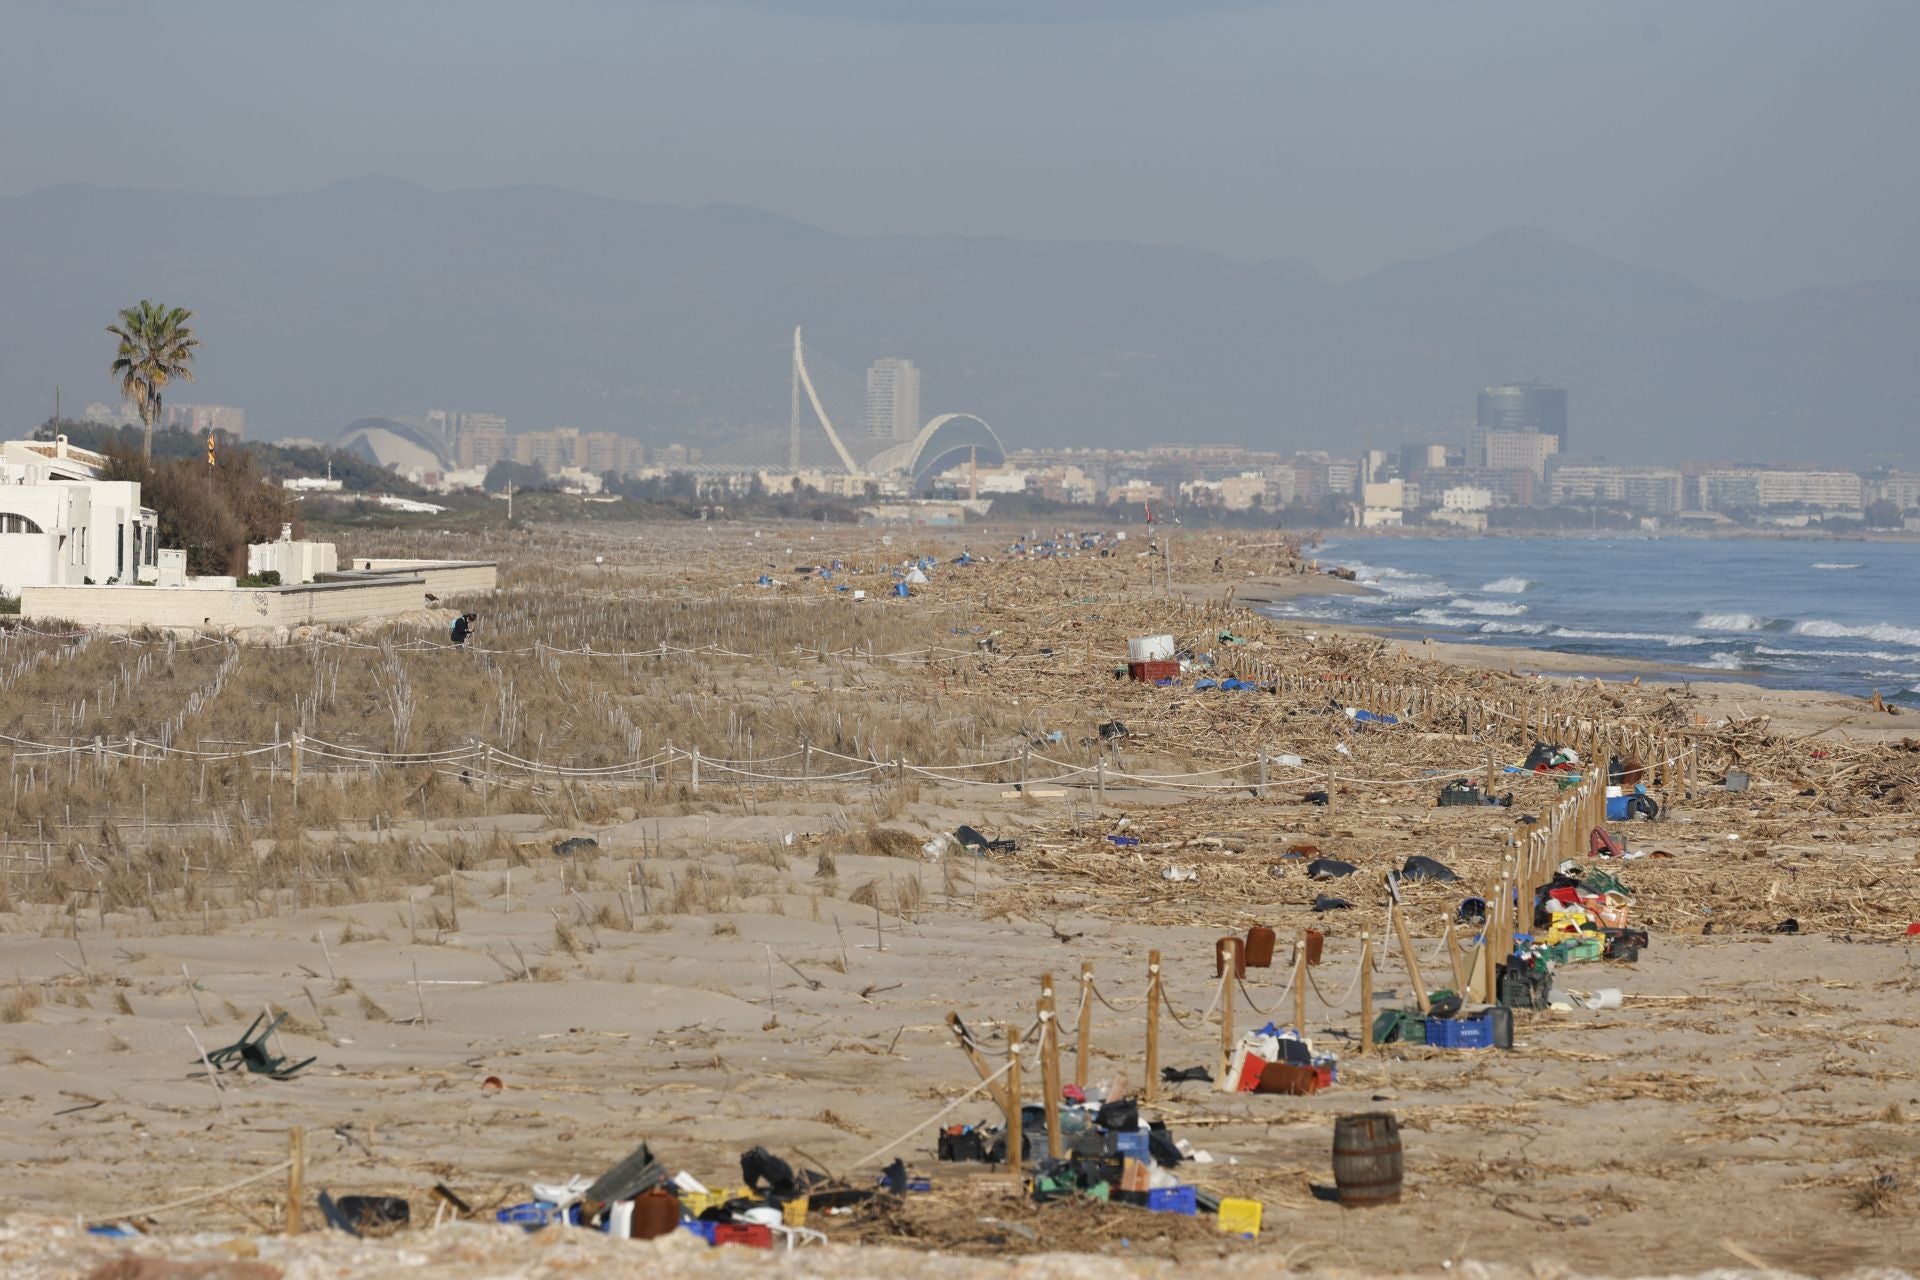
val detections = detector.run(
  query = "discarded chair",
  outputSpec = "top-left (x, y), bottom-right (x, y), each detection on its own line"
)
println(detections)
top-left (203, 1012), bottom-right (315, 1080)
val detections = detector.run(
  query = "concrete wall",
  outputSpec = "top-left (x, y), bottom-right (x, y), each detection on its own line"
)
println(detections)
top-left (332, 560), bottom-right (497, 597)
top-left (20, 577), bottom-right (430, 631)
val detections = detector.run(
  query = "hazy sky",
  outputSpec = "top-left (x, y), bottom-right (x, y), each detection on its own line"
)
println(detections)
top-left (4, 0), bottom-right (1916, 299)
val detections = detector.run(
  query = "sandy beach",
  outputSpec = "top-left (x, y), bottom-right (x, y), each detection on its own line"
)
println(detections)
top-left (3, 523), bottom-right (1916, 1279)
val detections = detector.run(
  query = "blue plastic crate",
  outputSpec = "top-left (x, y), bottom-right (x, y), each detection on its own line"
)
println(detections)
top-left (681, 1219), bottom-right (718, 1246)
top-left (1114, 1131), bottom-right (1151, 1161)
top-left (495, 1201), bottom-right (580, 1229)
top-left (1147, 1186), bottom-right (1198, 1215)
top-left (1605, 796), bottom-right (1629, 821)
top-left (1426, 1011), bottom-right (1495, 1050)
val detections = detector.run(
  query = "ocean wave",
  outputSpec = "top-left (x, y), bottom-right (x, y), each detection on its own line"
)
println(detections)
top-left (1811, 562), bottom-right (1862, 570)
top-left (1447, 597), bottom-right (1528, 617)
top-left (1701, 651), bottom-right (1751, 671)
top-left (1695, 612), bottom-right (1787, 632)
top-left (1791, 619), bottom-right (1920, 648)
top-left (1755, 644), bottom-right (1917, 663)
top-left (1409, 608), bottom-right (1473, 628)
top-left (1478, 621), bottom-right (1549, 635)
top-left (1548, 627), bottom-right (1712, 648)
top-left (1481, 577), bottom-right (1533, 594)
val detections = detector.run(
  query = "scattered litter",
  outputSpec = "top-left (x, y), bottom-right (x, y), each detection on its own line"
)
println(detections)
top-left (1307, 857), bottom-right (1358, 880)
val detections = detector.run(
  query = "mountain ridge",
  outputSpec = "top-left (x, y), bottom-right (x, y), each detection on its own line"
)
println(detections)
top-left (3, 180), bottom-right (1915, 464)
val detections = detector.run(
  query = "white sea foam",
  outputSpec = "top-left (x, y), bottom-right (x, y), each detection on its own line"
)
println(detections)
top-left (1447, 597), bottom-right (1528, 617)
top-left (1481, 577), bottom-right (1534, 594)
top-left (1811, 562), bottom-right (1862, 570)
top-left (1792, 619), bottom-right (1920, 648)
top-left (1342, 563), bottom-right (1451, 600)
top-left (1701, 651), bottom-right (1749, 670)
top-left (1549, 627), bottom-right (1711, 648)
top-left (1478, 621), bottom-right (1549, 635)
top-left (1695, 613), bottom-right (1777, 632)
top-left (1755, 644), bottom-right (1915, 663)
top-left (1409, 608), bottom-right (1472, 628)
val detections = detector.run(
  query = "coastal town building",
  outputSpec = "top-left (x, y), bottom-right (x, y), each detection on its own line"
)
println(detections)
top-left (0, 436), bottom-right (159, 593)
top-left (1699, 469), bottom-right (1864, 512)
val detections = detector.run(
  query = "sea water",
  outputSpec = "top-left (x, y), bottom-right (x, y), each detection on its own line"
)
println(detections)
top-left (1257, 536), bottom-right (1920, 703)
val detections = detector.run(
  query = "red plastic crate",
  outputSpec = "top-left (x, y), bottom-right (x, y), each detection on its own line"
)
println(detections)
top-left (1127, 660), bottom-right (1180, 683)
top-left (713, 1223), bottom-right (773, 1249)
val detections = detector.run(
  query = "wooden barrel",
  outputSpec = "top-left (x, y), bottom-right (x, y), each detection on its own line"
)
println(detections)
top-left (1332, 1112), bottom-right (1403, 1207)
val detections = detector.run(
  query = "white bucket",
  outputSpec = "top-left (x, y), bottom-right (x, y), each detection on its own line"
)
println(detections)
top-left (1128, 634), bottom-right (1175, 662)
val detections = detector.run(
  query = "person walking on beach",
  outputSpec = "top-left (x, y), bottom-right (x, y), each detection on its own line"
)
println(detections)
top-left (451, 612), bottom-right (477, 647)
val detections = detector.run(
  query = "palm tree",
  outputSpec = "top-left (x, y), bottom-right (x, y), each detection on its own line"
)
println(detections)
top-left (107, 300), bottom-right (200, 462)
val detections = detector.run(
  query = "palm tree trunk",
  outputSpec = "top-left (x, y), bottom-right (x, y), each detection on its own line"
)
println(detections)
top-left (142, 404), bottom-right (154, 463)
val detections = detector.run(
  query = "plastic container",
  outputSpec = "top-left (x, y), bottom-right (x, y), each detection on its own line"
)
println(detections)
top-left (1114, 1131), bottom-right (1151, 1162)
top-left (630, 1189), bottom-right (681, 1240)
top-left (681, 1220), bottom-right (718, 1246)
top-left (1605, 796), bottom-right (1630, 821)
top-left (495, 1201), bottom-right (578, 1229)
top-left (1425, 1011), bottom-right (1496, 1050)
top-left (1256, 1062), bottom-right (1319, 1095)
top-left (713, 1223), bottom-right (773, 1249)
top-left (1243, 926), bottom-right (1277, 968)
top-left (1128, 634), bottom-right (1176, 662)
top-left (1147, 1186), bottom-right (1198, 1215)
top-left (1217, 1197), bottom-right (1263, 1238)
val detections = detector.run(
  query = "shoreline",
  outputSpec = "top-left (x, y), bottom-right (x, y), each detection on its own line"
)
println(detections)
top-left (1173, 571), bottom-right (1911, 744)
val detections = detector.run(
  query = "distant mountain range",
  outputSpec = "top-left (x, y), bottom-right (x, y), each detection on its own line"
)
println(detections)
top-left (3, 177), bottom-right (1915, 464)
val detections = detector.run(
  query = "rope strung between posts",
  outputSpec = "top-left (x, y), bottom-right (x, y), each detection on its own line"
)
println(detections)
top-left (1307, 953), bottom-right (1367, 1009)
top-left (843, 1057), bottom-right (1015, 1175)
top-left (86, 1159), bottom-right (295, 1225)
top-left (1157, 973), bottom-right (1226, 1031)
top-left (1086, 980), bottom-right (1146, 1013)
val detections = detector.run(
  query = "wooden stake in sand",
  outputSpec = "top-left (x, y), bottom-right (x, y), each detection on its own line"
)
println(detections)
top-left (1075, 962), bottom-right (1093, 1090)
top-left (1292, 939), bottom-right (1308, 1033)
top-left (1038, 975), bottom-right (1062, 1160)
top-left (945, 1012), bottom-right (1011, 1112)
top-left (1003, 1026), bottom-right (1022, 1172)
top-left (286, 1127), bottom-right (304, 1234)
top-left (184, 1025), bottom-right (227, 1117)
top-left (1217, 938), bottom-right (1238, 1090)
top-left (1360, 932), bottom-right (1375, 1053)
top-left (1144, 950), bottom-right (1162, 1103)
top-left (181, 963), bottom-right (210, 1027)
top-left (1390, 897), bottom-right (1431, 1015)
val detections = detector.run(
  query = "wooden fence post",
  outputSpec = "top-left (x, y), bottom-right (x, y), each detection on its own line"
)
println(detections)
top-left (1075, 962), bottom-right (1093, 1090)
top-left (1360, 932), bottom-right (1375, 1052)
top-left (287, 1126), bottom-right (305, 1234)
top-left (1218, 939), bottom-right (1238, 1090)
top-left (1004, 1027), bottom-right (1022, 1172)
top-left (1039, 975), bottom-right (1062, 1160)
top-left (1145, 950), bottom-right (1162, 1102)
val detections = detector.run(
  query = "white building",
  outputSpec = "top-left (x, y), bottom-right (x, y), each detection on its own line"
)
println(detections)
top-left (1700, 469), bottom-right (1864, 512)
top-left (0, 437), bottom-right (159, 594)
top-left (1360, 479), bottom-right (1404, 527)
top-left (1471, 428), bottom-right (1559, 480)
top-left (246, 525), bottom-right (339, 584)
top-left (865, 358), bottom-right (922, 444)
